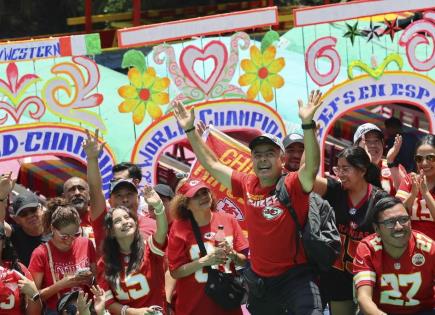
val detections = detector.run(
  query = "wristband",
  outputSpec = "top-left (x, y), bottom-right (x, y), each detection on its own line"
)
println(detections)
top-left (153, 202), bottom-right (165, 216)
top-left (31, 292), bottom-right (40, 302)
top-left (184, 126), bottom-right (196, 133)
top-left (387, 161), bottom-right (399, 168)
top-left (121, 305), bottom-right (129, 315)
top-left (301, 120), bottom-right (316, 130)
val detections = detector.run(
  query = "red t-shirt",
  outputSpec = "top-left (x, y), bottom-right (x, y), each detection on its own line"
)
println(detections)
top-left (97, 235), bottom-right (166, 312)
top-left (353, 231), bottom-right (435, 314)
top-left (396, 174), bottom-right (435, 240)
top-left (0, 262), bottom-right (33, 315)
top-left (379, 159), bottom-right (406, 196)
top-left (167, 212), bottom-right (248, 315)
top-left (80, 211), bottom-right (96, 246)
top-left (231, 171), bottom-right (309, 277)
top-left (28, 237), bottom-right (96, 310)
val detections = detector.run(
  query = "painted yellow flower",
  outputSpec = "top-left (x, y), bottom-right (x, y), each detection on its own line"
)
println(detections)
top-left (118, 67), bottom-right (170, 124)
top-left (239, 45), bottom-right (285, 102)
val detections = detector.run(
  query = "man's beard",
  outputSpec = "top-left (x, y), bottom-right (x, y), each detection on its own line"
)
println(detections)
top-left (71, 198), bottom-right (87, 213)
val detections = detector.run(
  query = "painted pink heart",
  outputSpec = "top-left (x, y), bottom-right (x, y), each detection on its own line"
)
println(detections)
top-left (179, 40), bottom-right (228, 95)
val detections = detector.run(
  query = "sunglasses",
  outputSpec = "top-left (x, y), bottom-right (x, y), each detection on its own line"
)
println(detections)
top-left (415, 154), bottom-right (435, 164)
top-left (55, 229), bottom-right (81, 241)
top-left (377, 215), bottom-right (410, 229)
top-left (332, 166), bottom-right (354, 175)
top-left (17, 207), bottom-right (38, 218)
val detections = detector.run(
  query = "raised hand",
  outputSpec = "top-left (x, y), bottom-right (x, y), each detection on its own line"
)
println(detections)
top-left (386, 134), bottom-right (402, 164)
top-left (409, 172), bottom-right (419, 196)
top-left (172, 100), bottom-right (195, 131)
top-left (143, 185), bottom-right (163, 208)
top-left (82, 129), bottom-right (105, 160)
top-left (417, 170), bottom-right (429, 195)
top-left (298, 90), bottom-right (323, 124)
top-left (0, 172), bottom-right (15, 199)
top-left (196, 120), bottom-right (207, 137)
top-left (90, 285), bottom-right (105, 315)
top-left (77, 291), bottom-right (92, 315)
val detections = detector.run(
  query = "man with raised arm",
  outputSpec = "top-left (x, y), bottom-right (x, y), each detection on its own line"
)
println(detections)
top-left (173, 90), bottom-right (323, 315)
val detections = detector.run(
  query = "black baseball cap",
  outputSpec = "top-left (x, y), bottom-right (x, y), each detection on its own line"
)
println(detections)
top-left (56, 290), bottom-right (79, 313)
top-left (110, 179), bottom-right (138, 195)
top-left (154, 184), bottom-right (174, 198)
top-left (12, 191), bottom-right (39, 216)
top-left (249, 133), bottom-right (285, 152)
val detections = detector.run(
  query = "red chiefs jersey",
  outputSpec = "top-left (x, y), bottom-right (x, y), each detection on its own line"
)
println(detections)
top-left (167, 212), bottom-right (248, 315)
top-left (28, 237), bottom-right (96, 310)
top-left (353, 231), bottom-right (435, 314)
top-left (0, 262), bottom-right (32, 315)
top-left (396, 173), bottom-right (435, 240)
top-left (97, 235), bottom-right (166, 312)
top-left (231, 171), bottom-right (309, 277)
top-left (379, 159), bottom-right (406, 196)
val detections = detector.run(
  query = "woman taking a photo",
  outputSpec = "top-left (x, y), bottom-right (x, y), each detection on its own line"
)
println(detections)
top-left (313, 146), bottom-right (388, 315)
top-left (29, 199), bottom-right (96, 315)
top-left (97, 185), bottom-right (168, 315)
top-left (167, 179), bottom-right (249, 315)
top-left (396, 134), bottom-right (435, 240)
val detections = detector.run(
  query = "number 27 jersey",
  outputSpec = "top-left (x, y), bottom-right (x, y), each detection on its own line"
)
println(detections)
top-left (353, 231), bottom-right (435, 314)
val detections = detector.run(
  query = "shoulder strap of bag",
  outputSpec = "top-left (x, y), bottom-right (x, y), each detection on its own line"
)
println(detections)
top-left (188, 212), bottom-right (212, 272)
top-left (45, 242), bottom-right (61, 300)
top-left (276, 174), bottom-right (302, 263)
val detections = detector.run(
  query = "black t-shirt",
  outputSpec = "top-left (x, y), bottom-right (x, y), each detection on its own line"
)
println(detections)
top-left (323, 177), bottom-right (387, 273)
top-left (10, 224), bottom-right (47, 266)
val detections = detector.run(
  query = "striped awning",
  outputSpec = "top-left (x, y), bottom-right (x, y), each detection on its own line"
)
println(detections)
top-left (17, 158), bottom-right (86, 198)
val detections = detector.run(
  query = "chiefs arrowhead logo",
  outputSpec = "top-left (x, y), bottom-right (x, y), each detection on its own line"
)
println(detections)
top-left (216, 198), bottom-right (245, 221)
top-left (204, 232), bottom-right (216, 240)
top-left (262, 207), bottom-right (283, 220)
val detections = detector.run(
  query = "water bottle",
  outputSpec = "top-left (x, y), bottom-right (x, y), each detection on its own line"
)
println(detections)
top-left (213, 225), bottom-right (226, 271)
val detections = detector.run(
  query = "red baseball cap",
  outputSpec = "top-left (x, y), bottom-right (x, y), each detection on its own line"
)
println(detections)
top-left (178, 179), bottom-right (210, 198)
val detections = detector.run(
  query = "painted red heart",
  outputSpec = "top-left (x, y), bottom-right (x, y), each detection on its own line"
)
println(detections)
top-left (179, 40), bottom-right (228, 94)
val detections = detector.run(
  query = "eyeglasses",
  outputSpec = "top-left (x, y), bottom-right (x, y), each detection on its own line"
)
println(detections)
top-left (55, 229), bottom-right (81, 241)
top-left (332, 166), bottom-right (354, 175)
top-left (17, 207), bottom-right (38, 217)
top-left (415, 154), bottom-right (435, 164)
top-left (377, 215), bottom-right (410, 229)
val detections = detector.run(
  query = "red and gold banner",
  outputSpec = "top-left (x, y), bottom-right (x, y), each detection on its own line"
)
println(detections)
top-left (189, 126), bottom-right (254, 232)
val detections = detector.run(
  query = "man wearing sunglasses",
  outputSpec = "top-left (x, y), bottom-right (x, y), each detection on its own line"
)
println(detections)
top-left (353, 196), bottom-right (435, 315)
top-left (0, 176), bottom-right (46, 266)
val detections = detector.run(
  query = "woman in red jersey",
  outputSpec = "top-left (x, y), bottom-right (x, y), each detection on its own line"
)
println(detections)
top-left (397, 134), bottom-right (435, 240)
top-left (97, 185), bottom-right (168, 315)
top-left (0, 224), bottom-right (41, 315)
top-left (29, 200), bottom-right (96, 315)
top-left (167, 179), bottom-right (249, 315)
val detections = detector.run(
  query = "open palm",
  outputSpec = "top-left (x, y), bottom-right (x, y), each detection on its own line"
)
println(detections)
top-left (298, 90), bottom-right (323, 123)
top-left (172, 100), bottom-right (195, 130)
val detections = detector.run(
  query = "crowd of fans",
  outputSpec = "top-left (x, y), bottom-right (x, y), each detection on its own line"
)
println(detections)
top-left (1, 93), bottom-right (435, 315)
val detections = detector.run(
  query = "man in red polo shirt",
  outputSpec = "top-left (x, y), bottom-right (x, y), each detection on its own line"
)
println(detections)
top-left (173, 90), bottom-right (323, 315)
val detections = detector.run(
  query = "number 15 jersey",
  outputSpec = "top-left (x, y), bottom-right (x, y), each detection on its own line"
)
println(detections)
top-left (353, 231), bottom-right (435, 314)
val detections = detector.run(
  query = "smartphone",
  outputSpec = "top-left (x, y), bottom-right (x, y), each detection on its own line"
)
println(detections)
top-left (75, 267), bottom-right (91, 277)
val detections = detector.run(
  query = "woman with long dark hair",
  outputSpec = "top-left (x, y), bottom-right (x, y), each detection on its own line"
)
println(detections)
top-left (29, 199), bottom-right (96, 315)
top-left (167, 179), bottom-right (248, 315)
top-left (397, 134), bottom-right (435, 240)
top-left (97, 185), bottom-right (168, 315)
top-left (313, 146), bottom-right (388, 315)
top-left (0, 224), bottom-right (42, 315)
